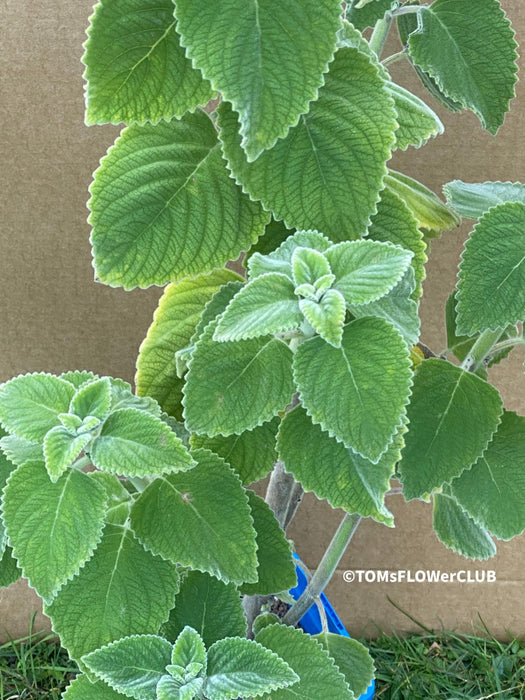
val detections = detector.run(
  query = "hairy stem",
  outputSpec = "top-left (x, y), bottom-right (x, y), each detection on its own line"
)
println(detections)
top-left (283, 512), bottom-right (362, 627)
top-left (265, 461), bottom-right (298, 529)
top-left (460, 328), bottom-right (505, 373)
top-left (490, 336), bottom-right (525, 354)
top-left (382, 49), bottom-right (408, 67)
top-left (369, 14), bottom-right (394, 58)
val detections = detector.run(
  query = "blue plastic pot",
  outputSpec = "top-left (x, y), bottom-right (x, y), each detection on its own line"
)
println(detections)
top-left (289, 554), bottom-right (375, 700)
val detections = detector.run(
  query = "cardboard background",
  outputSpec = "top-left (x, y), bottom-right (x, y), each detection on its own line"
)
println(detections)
top-left (0, 0), bottom-right (524, 641)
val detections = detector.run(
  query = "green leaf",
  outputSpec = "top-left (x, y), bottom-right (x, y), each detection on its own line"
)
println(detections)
top-left (89, 110), bottom-right (268, 289)
top-left (0, 545), bottom-right (22, 588)
top-left (214, 274), bottom-right (302, 342)
top-left (248, 231), bottom-right (332, 281)
top-left (2, 463), bottom-right (106, 602)
top-left (70, 377), bottom-right (112, 421)
top-left (277, 406), bottom-right (402, 526)
top-left (108, 379), bottom-right (161, 418)
top-left (131, 449), bottom-right (258, 585)
top-left (433, 491), bottom-right (496, 560)
top-left (219, 47), bottom-right (397, 241)
top-left (45, 523), bottom-right (180, 665)
top-left (240, 492), bottom-right (297, 596)
top-left (0, 435), bottom-right (43, 467)
top-left (190, 418), bottom-right (279, 485)
top-left (385, 170), bottom-right (460, 235)
top-left (388, 82), bottom-right (444, 151)
top-left (63, 675), bottom-right (128, 700)
top-left (175, 0), bottom-right (341, 162)
top-left (299, 289), bottom-right (346, 348)
top-left (205, 637), bottom-right (299, 700)
top-left (136, 270), bottom-right (241, 420)
top-left (60, 371), bottom-right (99, 390)
top-left (0, 373), bottom-right (75, 442)
top-left (292, 248), bottom-right (332, 287)
top-left (83, 0), bottom-right (214, 126)
top-left (90, 408), bottom-right (195, 477)
top-left (44, 427), bottom-right (91, 482)
top-left (346, 0), bottom-right (396, 31)
top-left (294, 318), bottom-right (412, 463)
top-left (157, 675), bottom-right (203, 700)
top-left (347, 268), bottom-right (421, 347)
top-left (398, 359), bottom-right (503, 500)
top-left (82, 634), bottom-right (172, 700)
top-left (314, 633), bottom-right (374, 698)
top-left (161, 570), bottom-right (246, 648)
top-left (183, 318), bottom-right (294, 437)
top-left (89, 472), bottom-right (132, 526)
top-left (444, 180), bottom-right (525, 219)
top-left (0, 441), bottom-right (14, 559)
top-left (325, 240), bottom-right (413, 305)
top-left (451, 411), bottom-right (525, 540)
top-left (445, 293), bottom-right (518, 367)
top-left (456, 203), bottom-right (525, 335)
top-left (245, 219), bottom-right (294, 263)
top-left (256, 624), bottom-right (353, 699)
top-left (172, 626), bottom-right (207, 672)
top-left (366, 188), bottom-right (427, 301)
top-left (406, 0), bottom-right (517, 135)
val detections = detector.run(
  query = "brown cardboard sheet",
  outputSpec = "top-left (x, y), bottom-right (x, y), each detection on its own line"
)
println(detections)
top-left (0, 0), bottom-right (524, 642)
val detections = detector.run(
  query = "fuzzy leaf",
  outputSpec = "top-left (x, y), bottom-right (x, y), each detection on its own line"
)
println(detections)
top-left (44, 427), bottom-right (91, 482)
top-left (366, 188), bottom-right (426, 301)
top-left (256, 624), bottom-right (353, 699)
top-left (240, 492), bottom-right (297, 596)
top-left (385, 170), bottom-right (460, 234)
top-left (325, 240), bottom-right (413, 305)
top-left (293, 318), bottom-right (412, 463)
top-left (162, 570), bottom-right (246, 648)
top-left (83, 0), bottom-right (214, 126)
top-left (314, 633), bottom-right (374, 699)
top-left (190, 417), bottom-right (279, 485)
top-left (388, 82), bottom-right (444, 150)
top-left (346, 0), bottom-right (396, 31)
top-left (45, 524), bottom-right (180, 665)
top-left (130, 449), bottom-right (258, 585)
top-left (292, 248), bottom-right (332, 287)
top-left (444, 180), bottom-right (525, 220)
top-left (2, 463), bottom-right (106, 602)
top-left (219, 47), bottom-right (397, 240)
top-left (136, 270), bottom-right (241, 420)
top-left (172, 626), bottom-right (207, 672)
top-left (433, 491), bottom-right (496, 560)
top-left (398, 359), bottom-right (503, 500)
top-left (347, 267), bottom-right (420, 347)
top-left (90, 408), bottom-right (195, 477)
top-left (456, 202), bottom-right (525, 335)
top-left (214, 274), bottom-right (302, 342)
top-left (248, 231), bottom-right (332, 281)
top-left (108, 379), bottom-right (161, 418)
top-left (70, 377), bottom-right (112, 421)
top-left (0, 435), bottom-right (43, 467)
top-left (60, 371), bottom-right (99, 390)
top-left (157, 675), bottom-right (202, 700)
top-left (90, 110), bottom-right (268, 289)
top-left (175, 0), bottom-right (341, 161)
top-left (451, 411), bottom-right (525, 540)
top-left (277, 406), bottom-right (402, 525)
top-left (63, 675), bottom-right (128, 700)
top-left (299, 289), bottom-right (346, 348)
top-left (205, 637), bottom-right (299, 700)
top-left (183, 319), bottom-right (294, 437)
top-left (0, 545), bottom-right (22, 588)
top-left (0, 373), bottom-right (75, 442)
top-left (407, 0), bottom-right (517, 135)
top-left (82, 635), bottom-right (173, 700)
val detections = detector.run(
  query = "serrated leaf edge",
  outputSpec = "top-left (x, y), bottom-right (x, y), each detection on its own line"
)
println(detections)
top-left (433, 491), bottom-right (496, 561)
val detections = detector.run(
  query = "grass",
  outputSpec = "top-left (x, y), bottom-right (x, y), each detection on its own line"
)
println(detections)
top-left (0, 625), bottom-right (524, 699)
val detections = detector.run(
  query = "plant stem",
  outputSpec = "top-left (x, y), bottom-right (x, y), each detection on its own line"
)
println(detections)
top-left (71, 455), bottom-right (92, 471)
top-left (491, 336), bottom-right (525, 354)
top-left (369, 14), bottom-right (394, 58)
top-left (129, 476), bottom-right (151, 493)
top-left (265, 461), bottom-right (298, 530)
top-left (282, 512), bottom-right (362, 628)
top-left (391, 5), bottom-right (424, 18)
top-left (382, 50), bottom-right (408, 68)
top-left (460, 328), bottom-right (505, 373)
